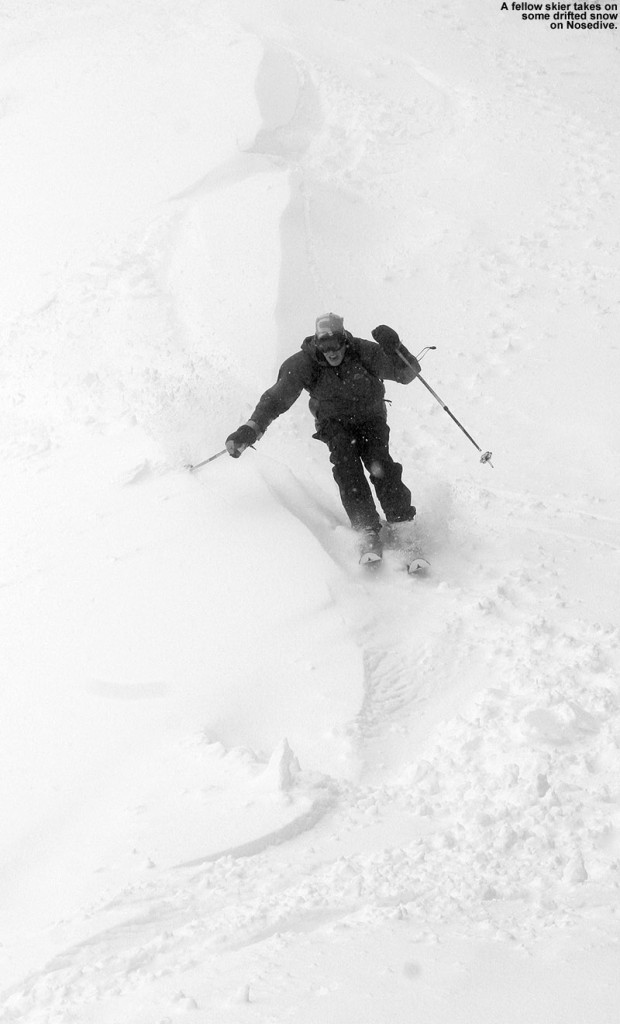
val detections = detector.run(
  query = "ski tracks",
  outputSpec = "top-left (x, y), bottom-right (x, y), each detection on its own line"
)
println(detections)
top-left (255, 454), bottom-right (493, 770)
top-left (6, 466), bottom-right (618, 1023)
top-left (8, 562), bottom-right (618, 1021)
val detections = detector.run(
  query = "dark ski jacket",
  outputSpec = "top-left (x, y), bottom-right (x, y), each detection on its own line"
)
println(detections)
top-left (248, 333), bottom-right (420, 436)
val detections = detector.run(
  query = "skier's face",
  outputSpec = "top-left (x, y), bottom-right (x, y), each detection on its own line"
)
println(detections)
top-left (323, 345), bottom-right (345, 366)
top-left (316, 335), bottom-right (346, 366)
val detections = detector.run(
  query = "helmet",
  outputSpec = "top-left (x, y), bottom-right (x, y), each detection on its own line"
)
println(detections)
top-left (315, 312), bottom-right (345, 340)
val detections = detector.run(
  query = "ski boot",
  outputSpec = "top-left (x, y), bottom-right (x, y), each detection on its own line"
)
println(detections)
top-left (384, 518), bottom-right (430, 574)
top-left (358, 527), bottom-right (383, 568)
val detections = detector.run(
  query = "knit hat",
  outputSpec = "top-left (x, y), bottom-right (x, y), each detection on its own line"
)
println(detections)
top-left (315, 312), bottom-right (345, 339)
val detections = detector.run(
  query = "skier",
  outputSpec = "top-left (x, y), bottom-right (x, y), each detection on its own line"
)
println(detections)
top-left (225, 313), bottom-right (421, 563)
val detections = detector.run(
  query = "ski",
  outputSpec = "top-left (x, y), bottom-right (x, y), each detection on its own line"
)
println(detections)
top-left (358, 528), bottom-right (383, 568)
top-left (406, 556), bottom-right (431, 575)
top-left (357, 523), bottom-right (430, 575)
top-left (359, 551), bottom-right (383, 569)
top-left (379, 521), bottom-right (429, 576)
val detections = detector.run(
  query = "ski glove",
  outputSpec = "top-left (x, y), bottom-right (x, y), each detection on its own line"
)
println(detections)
top-left (372, 325), bottom-right (421, 376)
top-left (371, 325), bottom-right (401, 354)
top-left (225, 424), bottom-right (257, 458)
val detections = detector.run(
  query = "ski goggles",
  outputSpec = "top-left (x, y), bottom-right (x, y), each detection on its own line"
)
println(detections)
top-left (315, 333), bottom-right (346, 353)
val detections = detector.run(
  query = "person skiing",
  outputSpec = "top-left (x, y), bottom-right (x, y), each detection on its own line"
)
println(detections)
top-left (225, 313), bottom-right (421, 563)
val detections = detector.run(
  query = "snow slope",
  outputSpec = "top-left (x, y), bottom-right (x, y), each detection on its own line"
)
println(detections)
top-left (1, 0), bottom-right (619, 1020)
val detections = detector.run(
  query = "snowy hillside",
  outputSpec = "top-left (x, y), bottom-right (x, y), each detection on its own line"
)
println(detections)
top-left (1, 0), bottom-right (619, 1021)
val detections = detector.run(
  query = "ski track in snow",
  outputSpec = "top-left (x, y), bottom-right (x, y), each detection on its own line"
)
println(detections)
top-left (1, 0), bottom-right (620, 1021)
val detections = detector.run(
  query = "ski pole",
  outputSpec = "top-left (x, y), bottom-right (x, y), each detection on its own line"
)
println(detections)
top-left (187, 448), bottom-right (228, 472)
top-left (398, 349), bottom-right (493, 467)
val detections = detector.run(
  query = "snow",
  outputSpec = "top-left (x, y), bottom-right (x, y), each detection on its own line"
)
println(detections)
top-left (1, 0), bottom-right (619, 1020)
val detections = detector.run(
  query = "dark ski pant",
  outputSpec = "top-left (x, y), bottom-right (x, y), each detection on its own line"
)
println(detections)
top-left (320, 416), bottom-right (415, 532)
